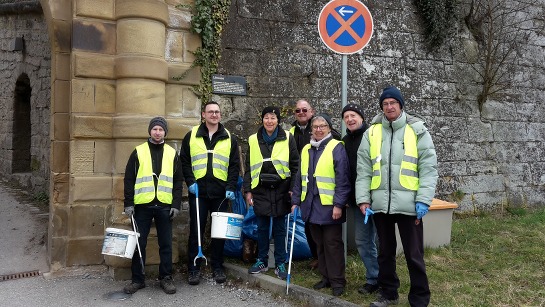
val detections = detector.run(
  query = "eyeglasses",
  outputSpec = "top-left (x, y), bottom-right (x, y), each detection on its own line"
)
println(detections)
top-left (382, 101), bottom-right (399, 108)
top-left (312, 124), bottom-right (329, 130)
top-left (206, 110), bottom-right (221, 115)
top-left (295, 108), bottom-right (308, 114)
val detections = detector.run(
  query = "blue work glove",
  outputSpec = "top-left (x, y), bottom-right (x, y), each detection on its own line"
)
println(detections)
top-left (225, 190), bottom-right (235, 201)
top-left (170, 208), bottom-right (180, 220)
top-left (124, 206), bottom-right (134, 218)
top-left (188, 183), bottom-right (198, 194)
top-left (364, 208), bottom-right (374, 224)
top-left (416, 202), bottom-right (429, 220)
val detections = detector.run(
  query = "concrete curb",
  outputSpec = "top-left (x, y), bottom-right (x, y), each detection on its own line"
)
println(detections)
top-left (224, 263), bottom-right (360, 307)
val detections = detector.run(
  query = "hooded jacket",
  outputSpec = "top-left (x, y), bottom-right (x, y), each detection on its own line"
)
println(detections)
top-left (291, 136), bottom-right (351, 225)
top-left (243, 127), bottom-right (299, 217)
top-left (355, 111), bottom-right (438, 215)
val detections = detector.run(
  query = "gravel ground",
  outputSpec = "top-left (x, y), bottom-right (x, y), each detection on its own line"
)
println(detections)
top-left (0, 181), bottom-right (293, 307)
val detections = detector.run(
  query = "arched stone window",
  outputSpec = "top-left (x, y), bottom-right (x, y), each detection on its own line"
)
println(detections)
top-left (12, 73), bottom-right (31, 173)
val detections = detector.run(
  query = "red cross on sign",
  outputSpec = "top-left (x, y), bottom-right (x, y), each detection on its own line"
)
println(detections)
top-left (318, 0), bottom-right (374, 54)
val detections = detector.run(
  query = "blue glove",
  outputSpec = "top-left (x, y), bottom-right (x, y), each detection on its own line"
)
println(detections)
top-left (225, 190), bottom-right (235, 201)
top-left (188, 183), bottom-right (198, 194)
top-left (416, 202), bottom-right (429, 220)
top-left (364, 208), bottom-right (374, 224)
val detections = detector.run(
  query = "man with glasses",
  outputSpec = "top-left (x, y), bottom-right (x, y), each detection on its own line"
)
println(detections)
top-left (356, 86), bottom-right (438, 307)
top-left (180, 101), bottom-right (240, 286)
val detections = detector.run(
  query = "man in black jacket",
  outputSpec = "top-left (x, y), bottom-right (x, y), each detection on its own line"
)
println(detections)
top-left (123, 117), bottom-right (183, 295)
top-left (180, 101), bottom-right (240, 285)
top-left (341, 104), bottom-right (380, 296)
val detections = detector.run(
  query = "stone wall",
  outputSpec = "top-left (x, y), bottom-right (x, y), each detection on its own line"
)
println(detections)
top-left (0, 8), bottom-right (50, 193)
top-left (217, 0), bottom-right (545, 211)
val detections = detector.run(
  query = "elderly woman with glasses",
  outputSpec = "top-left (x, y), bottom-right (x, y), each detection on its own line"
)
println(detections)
top-left (291, 114), bottom-right (351, 297)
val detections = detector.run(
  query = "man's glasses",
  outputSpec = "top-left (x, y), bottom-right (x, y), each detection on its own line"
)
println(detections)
top-left (295, 108), bottom-right (308, 114)
top-left (206, 110), bottom-right (221, 115)
top-left (382, 101), bottom-right (398, 108)
top-left (312, 124), bottom-right (329, 130)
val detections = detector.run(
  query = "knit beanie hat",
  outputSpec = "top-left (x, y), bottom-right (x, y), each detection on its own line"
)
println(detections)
top-left (313, 113), bottom-right (333, 129)
top-left (341, 103), bottom-right (365, 119)
top-left (261, 106), bottom-right (281, 121)
top-left (379, 86), bottom-right (405, 109)
top-left (148, 116), bottom-right (168, 136)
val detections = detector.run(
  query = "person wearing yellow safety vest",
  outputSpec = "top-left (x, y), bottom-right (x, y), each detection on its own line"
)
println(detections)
top-left (244, 106), bottom-right (299, 280)
top-left (290, 114), bottom-right (351, 297)
top-left (289, 99), bottom-right (341, 270)
top-left (123, 117), bottom-right (183, 295)
top-left (180, 101), bottom-right (240, 286)
top-left (355, 86), bottom-right (438, 307)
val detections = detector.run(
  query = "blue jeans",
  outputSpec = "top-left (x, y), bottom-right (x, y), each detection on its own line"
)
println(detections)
top-left (131, 205), bottom-right (173, 284)
top-left (352, 205), bottom-right (379, 285)
top-left (256, 215), bottom-right (287, 266)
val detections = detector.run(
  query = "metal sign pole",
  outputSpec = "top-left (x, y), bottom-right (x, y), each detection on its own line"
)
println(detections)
top-left (341, 54), bottom-right (348, 262)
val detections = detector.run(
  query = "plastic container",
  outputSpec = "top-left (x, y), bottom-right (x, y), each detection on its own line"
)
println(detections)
top-left (211, 212), bottom-right (244, 240)
top-left (101, 228), bottom-right (139, 259)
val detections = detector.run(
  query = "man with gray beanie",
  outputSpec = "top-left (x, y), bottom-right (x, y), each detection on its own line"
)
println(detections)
top-left (123, 116), bottom-right (183, 295)
top-left (356, 86), bottom-right (438, 307)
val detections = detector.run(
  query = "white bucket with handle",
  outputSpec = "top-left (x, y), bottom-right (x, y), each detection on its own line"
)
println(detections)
top-left (211, 212), bottom-right (244, 240)
top-left (101, 228), bottom-right (140, 259)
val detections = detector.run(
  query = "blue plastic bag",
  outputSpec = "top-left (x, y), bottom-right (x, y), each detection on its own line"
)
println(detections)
top-left (286, 209), bottom-right (312, 260)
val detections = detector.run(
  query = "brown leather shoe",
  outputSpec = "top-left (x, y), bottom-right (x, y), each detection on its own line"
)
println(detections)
top-left (309, 259), bottom-right (319, 269)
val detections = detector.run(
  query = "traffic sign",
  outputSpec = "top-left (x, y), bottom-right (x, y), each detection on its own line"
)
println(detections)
top-left (318, 0), bottom-right (374, 54)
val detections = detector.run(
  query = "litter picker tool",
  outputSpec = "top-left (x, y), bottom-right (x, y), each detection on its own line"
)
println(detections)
top-left (130, 214), bottom-right (145, 274)
top-left (286, 206), bottom-right (298, 294)
top-left (193, 184), bottom-right (208, 266)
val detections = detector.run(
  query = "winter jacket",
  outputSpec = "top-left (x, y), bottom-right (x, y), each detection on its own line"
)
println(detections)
top-left (181, 122), bottom-right (240, 199)
top-left (124, 140), bottom-right (184, 210)
top-left (291, 136), bottom-right (351, 225)
top-left (341, 123), bottom-right (369, 207)
top-left (243, 127), bottom-right (299, 217)
top-left (355, 111), bottom-right (438, 215)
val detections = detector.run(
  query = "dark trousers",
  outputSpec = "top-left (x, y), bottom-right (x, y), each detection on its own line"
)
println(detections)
top-left (131, 205), bottom-right (173, 284)
top-left (374, 213), bottom-right (430, 307)
top-left (310, 223), bottom-right (346, 288)
top-left (256, 214), bottom-right (287, 266)
top-left (305, 222), bottom-right (318, 259)
top-left (187, 195), bottom-right (228, 272)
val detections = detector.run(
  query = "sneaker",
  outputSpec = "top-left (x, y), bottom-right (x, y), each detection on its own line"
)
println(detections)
top-left (274, 263), bottom-right (287, 280)
top-left (160, 276), bottom-right (176, 294)
top-left (123, 281), bottom-right (145, 294)
top-left (358, 283), bottom-right (379, 294)
top-left (188, 270), bottom-right (200, 285)
top-left (213, 268), bottom-right (226, 284)
top-left (248, 259), bottom-right (268, 274)
top-left (369, 295), bottom-right (399, 307)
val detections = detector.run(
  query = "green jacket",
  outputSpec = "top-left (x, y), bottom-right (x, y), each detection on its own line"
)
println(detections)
top-left (355, 111), bottom-right (438, 215)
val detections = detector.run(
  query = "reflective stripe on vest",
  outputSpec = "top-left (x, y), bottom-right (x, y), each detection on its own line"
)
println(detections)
top-left (300, 140), bottom-right (340, 205)
top-left (369, 124), bottom-right (419, 191)
top-left (134, 143), bottom-right (176, 204)
top-left (248, 132), bottom-right (291, 189)
top-left (289, 126), bottom-right (295, 135)
top-left (189, 126), bottom-right (231, 181)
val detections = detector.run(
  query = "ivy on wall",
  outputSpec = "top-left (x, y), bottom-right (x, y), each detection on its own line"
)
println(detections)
top-left (414, 0), bottom-right (456, 52)
top-left (176, 0), bottom-right (231, 104)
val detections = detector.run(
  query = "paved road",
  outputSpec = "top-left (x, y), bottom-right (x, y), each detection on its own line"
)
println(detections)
top-left (0, 181), bottom-right (292, 307)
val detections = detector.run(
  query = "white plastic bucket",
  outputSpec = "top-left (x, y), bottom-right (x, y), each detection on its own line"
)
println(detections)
top-left (101, 228), bottom-right (140, 259)
top-left (211, 212), bottom-right (244, 240)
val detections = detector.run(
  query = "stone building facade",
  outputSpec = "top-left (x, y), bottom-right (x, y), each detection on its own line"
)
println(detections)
top-left (0, 0), bottom-right (543, 271)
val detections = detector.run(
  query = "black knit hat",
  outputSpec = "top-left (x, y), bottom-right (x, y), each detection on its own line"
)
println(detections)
top-left (261, 106), bottom-right (281, 121)
top-left (379, 86), bottom-right (405, 109)
top-left (312, 113), bottom-right (333, 129)
top-left (148, 116), bottom-right (168, 136)
top-left (341, 103), bottom-right (365, 119)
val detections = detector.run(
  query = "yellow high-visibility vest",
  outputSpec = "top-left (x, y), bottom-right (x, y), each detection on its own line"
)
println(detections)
top-left (369, 124), bottom-right (419, 191)
top-left (189, 126), bottom-right (231, 181)
top-left (289, 126), bottom-right (295, 135)
top-left (300, 140), bottom-right (340, 205)
top-left (134, 143), bottom-right (176, 204)
top-left (248, 132), bottom-right (291, 189)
